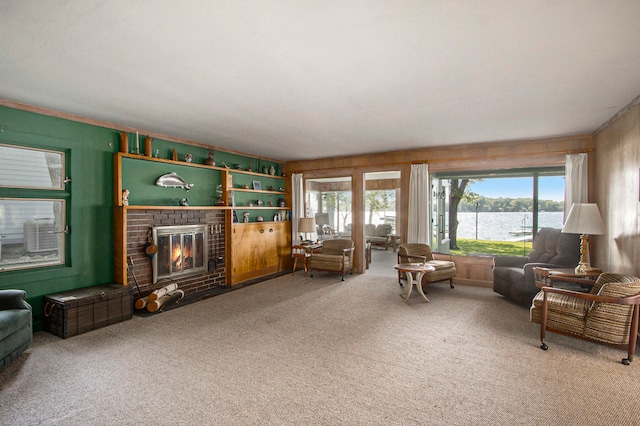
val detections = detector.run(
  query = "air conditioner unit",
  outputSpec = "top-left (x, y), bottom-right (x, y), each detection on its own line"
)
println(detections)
top-left (24, 218), bottom-right (57, 252)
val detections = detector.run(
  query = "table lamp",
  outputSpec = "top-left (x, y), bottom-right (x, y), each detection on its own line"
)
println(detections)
top-left (298, 217), bottom-right (316, 244)
top-left (561, 203), bottom-right (605, 273)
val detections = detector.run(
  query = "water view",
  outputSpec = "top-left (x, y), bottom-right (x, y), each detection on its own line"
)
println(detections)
top-left (456, 211), bottom-right (564, 241)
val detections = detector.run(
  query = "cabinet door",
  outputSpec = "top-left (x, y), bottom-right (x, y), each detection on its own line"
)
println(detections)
top-left (230, 222), bottom-right (291, 284)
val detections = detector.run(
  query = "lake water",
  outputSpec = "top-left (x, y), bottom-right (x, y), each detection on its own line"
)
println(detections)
top-left (455, 211), bottom-right (564, 241)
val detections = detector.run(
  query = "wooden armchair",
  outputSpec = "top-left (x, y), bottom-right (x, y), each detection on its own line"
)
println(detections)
top-left (309, 239), bottom-right (355, 281)
top-left (397, 243), bottom-right (456, 289)
top-left (530, 273), bottom-right (640, 365)
top-left (367, 224), bottom-right (393, 250)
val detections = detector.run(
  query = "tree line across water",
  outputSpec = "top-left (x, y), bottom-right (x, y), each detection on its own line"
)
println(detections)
top-left (457, 197), bottom-right (564, 213)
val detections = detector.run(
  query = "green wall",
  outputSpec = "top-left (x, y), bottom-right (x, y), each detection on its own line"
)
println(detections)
top-left (0, 105), bottom-right (282, 330)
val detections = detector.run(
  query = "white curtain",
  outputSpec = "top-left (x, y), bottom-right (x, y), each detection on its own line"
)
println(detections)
top-left (291, 173), bottom-right (304, 245)
top-left (407, 163), bottom-right (430, 243)
top-left (565, 153), bottom-right (588, 221)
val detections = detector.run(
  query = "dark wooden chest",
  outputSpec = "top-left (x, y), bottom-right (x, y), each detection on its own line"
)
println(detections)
top-left (43, 284), bottom-right (133, 338)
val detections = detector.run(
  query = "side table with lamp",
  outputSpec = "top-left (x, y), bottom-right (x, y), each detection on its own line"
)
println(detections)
top-left (292, 217), bottom-right (321, 275)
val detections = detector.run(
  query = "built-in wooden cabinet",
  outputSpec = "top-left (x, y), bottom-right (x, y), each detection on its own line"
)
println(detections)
top-left (230, 221), bottom-right (292, 284)
top-left (113, 152), bottom-right (292, 286)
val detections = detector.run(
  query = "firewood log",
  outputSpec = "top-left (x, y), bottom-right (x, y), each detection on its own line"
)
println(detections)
top-left (134, 296), bottom-right (149, 310)
top-left (148, 283), bottom-right (179, 302)
top-left (147, 289), bottom-right (184, 313)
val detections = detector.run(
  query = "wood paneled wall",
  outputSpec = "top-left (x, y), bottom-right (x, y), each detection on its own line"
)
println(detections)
top-left (287, 135), bottom-right (595, 278)
top-left (593, 102), bottom-right (640, 277)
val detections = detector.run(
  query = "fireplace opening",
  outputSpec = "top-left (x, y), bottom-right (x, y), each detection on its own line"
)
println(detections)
top-left (152, 225), bottom-right (208, 283)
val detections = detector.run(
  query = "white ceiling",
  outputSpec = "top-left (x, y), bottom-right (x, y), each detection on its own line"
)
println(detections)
top-left (1, 1), bottom-right (640, 161)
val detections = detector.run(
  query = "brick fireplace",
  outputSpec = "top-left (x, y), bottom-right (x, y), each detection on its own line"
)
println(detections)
top-left (125, 209), bottom-right (226, 298)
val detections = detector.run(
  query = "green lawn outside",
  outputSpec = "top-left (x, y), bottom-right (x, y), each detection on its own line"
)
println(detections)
top-left (450, 238), bottom-right (532, 257)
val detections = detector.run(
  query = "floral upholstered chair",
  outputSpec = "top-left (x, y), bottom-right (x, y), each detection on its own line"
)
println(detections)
top-left (530, 273), bottom-right (640, 365)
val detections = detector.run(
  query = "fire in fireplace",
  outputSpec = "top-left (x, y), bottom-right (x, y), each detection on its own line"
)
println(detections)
top-left (152, 225), bottom-right (208, 283)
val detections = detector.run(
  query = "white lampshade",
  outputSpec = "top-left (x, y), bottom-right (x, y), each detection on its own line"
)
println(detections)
top-left (298, 217), bottom-right (316, 233)
top-left (562, 203), bottom-right (605, 235)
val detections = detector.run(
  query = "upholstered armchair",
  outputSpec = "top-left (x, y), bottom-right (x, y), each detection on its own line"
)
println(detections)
top-left (367, 224), bottom-right (393, 250)
top-left (397, 243), bottom-right (456, 289)
top-left (1, 289), bottom-right (33, 368)
top-left (530, 273), bottom-right (640, 365)
top-left (309, 239), bottom-right (355, 281)
top-left (493, 228), bottom-right (580, 306)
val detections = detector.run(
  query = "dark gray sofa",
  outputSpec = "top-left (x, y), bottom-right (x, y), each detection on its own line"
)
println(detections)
top-left (0, 290), bottom-right (33, 369)
top-left (493, 228), bottom-right (580, 306)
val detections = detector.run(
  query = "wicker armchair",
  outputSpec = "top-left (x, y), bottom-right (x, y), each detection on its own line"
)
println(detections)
top-left (309, 239), bottom-right (355, 281)
top-left (397, 243), bottom-right (456, 289)
top-left (530, 273), bottom-right (640, 365)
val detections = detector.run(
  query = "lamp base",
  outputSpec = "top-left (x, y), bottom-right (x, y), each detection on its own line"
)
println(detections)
top-left (575, 263), bottom-right (596, 274)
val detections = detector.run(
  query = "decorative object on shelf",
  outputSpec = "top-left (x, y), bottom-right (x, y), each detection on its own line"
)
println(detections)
top-left (204, 148), bottom-right (215, 166)
top-left (233, 211), bottom-right (239, 223)
top-left (156, 172), bottom-right (194, 191)
top-left (185, 153), bottom-right (192, 163)
top-left (257, 216), bottom-right (264, 222)
top-left (262, 165), bottom-right (268, 174)
top-left (154, 149), bottom-right (159, 158)
top-left (248, 161), bottom-right (253, 172)
top-left (122, 188), bottom-right (130, 206)
top-left (248, 202), bottom-right (253, 207)
top-left (216, 184), bottom-right (224, 205)
top-left (252, 181), bottom-right (262, 190)
top-left (119, 132), bottom-right (129, 153)
top-left (243, 211), bottom-right (249, 223)
top-left (267, 185), bottom-right (274, 191)
top-left (256, 199), bottom-right (263, 206)
top-left (221, 162), bottom-right (230, 168)
top-left (278, 187), bottom-right (284, 192)
top-left (172, 148), bottom-right (178, 161)
top-left (561, 203), bottom-right (606, 273)
top-left (268, 201), bottom-right (273, 207)
top-left (234, 164), bottom-right (243, 169)
top-left (243, 184), bottom-right (249, 189)
top-left (135, 131), bottom-right (140, 154)
top-left (144, 136), bottom-right (153, 157)
top-left (269, 165), bottom-right (276, 175)
top-left (229, 191), bottom-right (235, 206)
top-left (179, 198), bottom-right (189, 206)
top-left (278, 198), bottom-right (285, 207)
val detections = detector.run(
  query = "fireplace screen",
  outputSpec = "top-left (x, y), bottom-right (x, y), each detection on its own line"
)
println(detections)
top-left (152, 225), bottom-right (208, 283)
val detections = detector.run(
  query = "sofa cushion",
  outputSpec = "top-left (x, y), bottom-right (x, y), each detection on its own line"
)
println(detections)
top-left (374, 224), bottom-right (392, 237)
top-left (0, 309), bottom-right (32, 341)
top-left (426, 260), bottom-right (455, 271)
top-left (530, 290), bottom-right (590, 336)
top-left (0, 290), bottom-right (30, 311)
top-left (527, 228), bottom-right (580, 266)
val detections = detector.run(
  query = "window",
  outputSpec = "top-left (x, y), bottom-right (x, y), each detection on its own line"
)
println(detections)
top-left (430, 167), bottom-right (564, 256)
top-left (305, 177), bottom-right (352, 241)
top-left (0, 143), bottom-right (68, 271)
top-left (364, 171), bottom-right (400, 233)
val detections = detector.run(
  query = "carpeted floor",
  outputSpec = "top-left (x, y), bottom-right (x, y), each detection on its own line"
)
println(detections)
top-left (2, 267), bottom-right (639, 425)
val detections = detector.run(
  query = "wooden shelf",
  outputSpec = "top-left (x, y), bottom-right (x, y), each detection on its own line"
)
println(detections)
top-left (118, 152), bottom-right (229, 171)
top-left (122, 205), bottom-right (229, 210)
top-left (230, 188), bottom-right (286, 195)
top-left (232, 206), bottom-right (290, 210)
top-left (229, 168), bottom-right (286, 179)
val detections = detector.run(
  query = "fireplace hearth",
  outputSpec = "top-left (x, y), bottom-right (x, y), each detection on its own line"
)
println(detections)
top-left (152, 225), bottom-right (208, 283)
